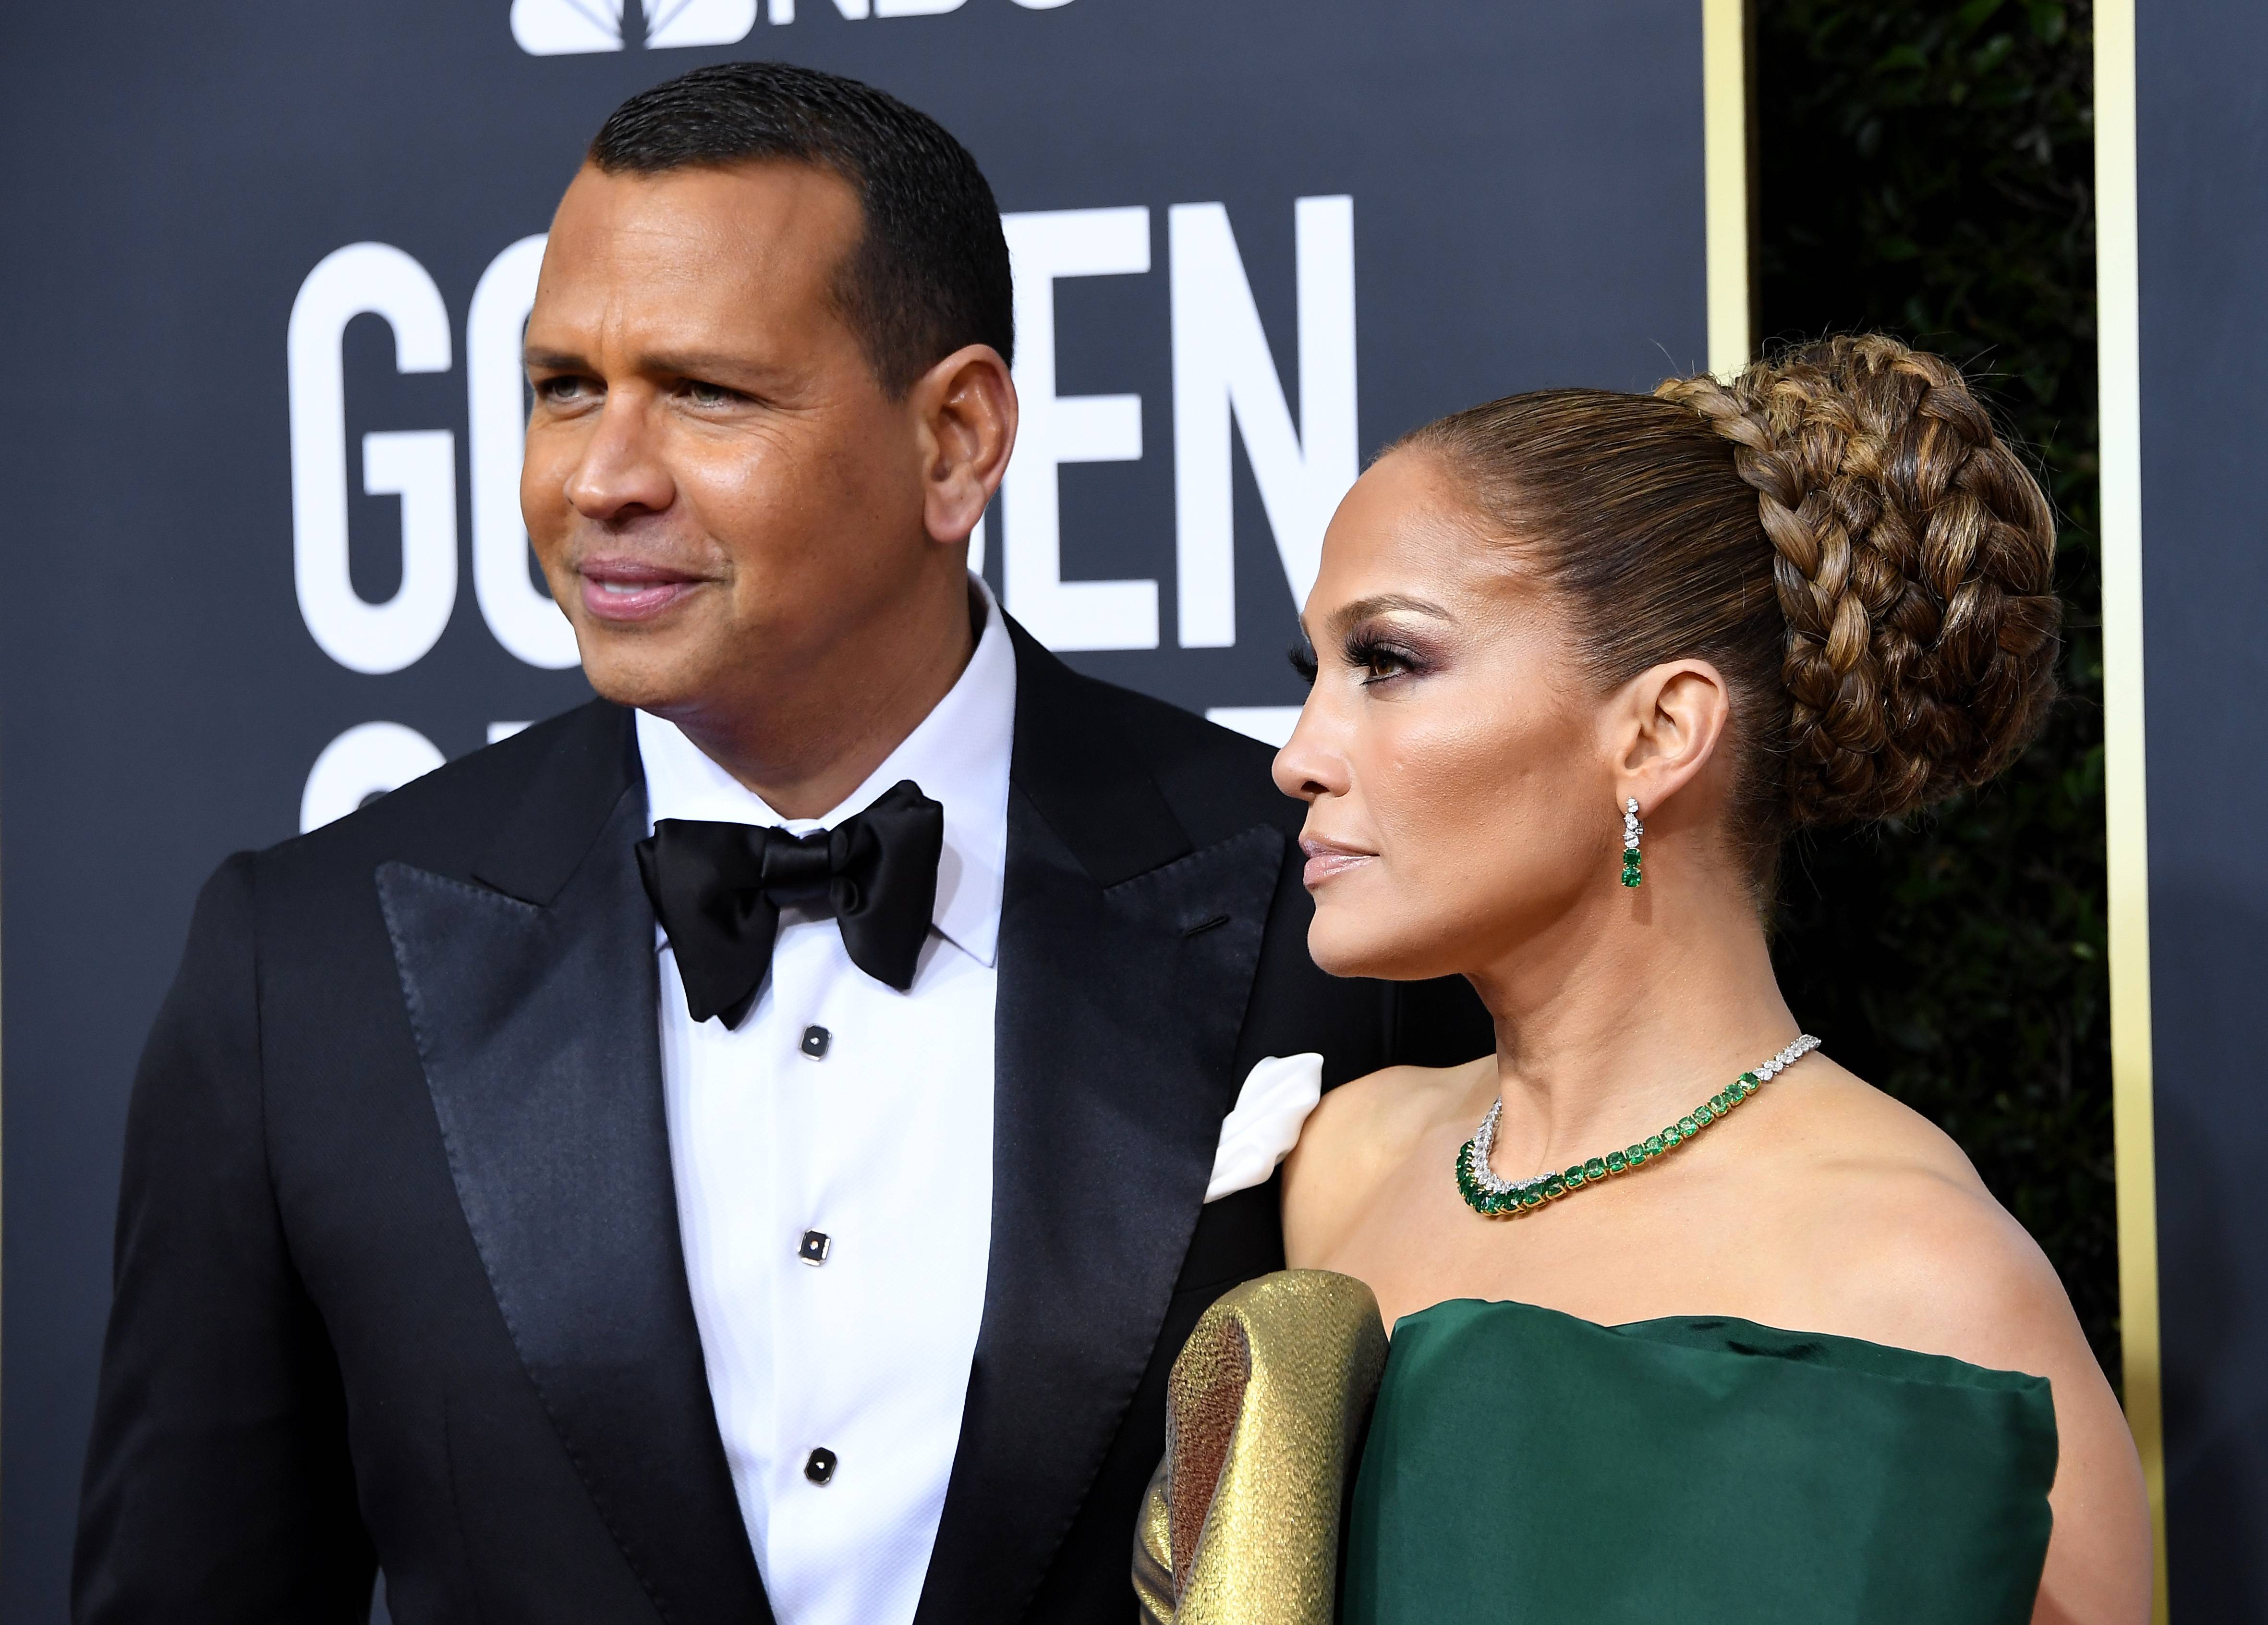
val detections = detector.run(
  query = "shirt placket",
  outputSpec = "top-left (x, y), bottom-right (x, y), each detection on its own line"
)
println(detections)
top-left (763, 908), bottom-right (849, 1613)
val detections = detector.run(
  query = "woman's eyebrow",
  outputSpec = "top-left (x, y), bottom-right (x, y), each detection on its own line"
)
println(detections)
top-left (1329, 593), bottom-right (1452, 630)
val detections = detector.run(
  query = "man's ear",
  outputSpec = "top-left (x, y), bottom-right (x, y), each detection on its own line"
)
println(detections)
top-left (1611, 659), bottom-right (1733, 819)
top-left (911, 343), bottom-right (1017, 547)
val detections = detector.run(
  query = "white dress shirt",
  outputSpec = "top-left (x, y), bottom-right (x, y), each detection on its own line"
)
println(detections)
top-left (639, 578), bottom-right (1013, 1625)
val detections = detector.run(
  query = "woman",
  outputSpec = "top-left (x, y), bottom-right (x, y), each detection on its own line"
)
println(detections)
top-left (1261, 339), bottom-right (2146, 1622)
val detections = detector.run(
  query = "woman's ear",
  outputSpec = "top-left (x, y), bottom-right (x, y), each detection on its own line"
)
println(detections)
top-left (1611, 659), bottom-right (1733, 818)
top-left (912, 343), bottom-right (1018, 547)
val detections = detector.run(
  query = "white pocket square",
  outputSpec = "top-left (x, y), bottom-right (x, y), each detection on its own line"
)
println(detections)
top-left (1203, 1052), bottom-right (1325, 1203)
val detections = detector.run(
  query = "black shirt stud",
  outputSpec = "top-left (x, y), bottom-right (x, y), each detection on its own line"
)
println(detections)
top-left (798, 1230), bottom-right (831, 1266)
top-left (804, 1447), bottom-right (837, 1485)
top-left (800, 1025), bottom-right (831, 1059)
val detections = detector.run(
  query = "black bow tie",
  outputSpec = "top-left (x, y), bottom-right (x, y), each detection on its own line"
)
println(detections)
top-left (635, 780), bottom-right (946, 1026)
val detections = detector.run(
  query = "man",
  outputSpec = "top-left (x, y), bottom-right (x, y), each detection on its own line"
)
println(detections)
top-left (75, 63), bottom-right (1489, 1625)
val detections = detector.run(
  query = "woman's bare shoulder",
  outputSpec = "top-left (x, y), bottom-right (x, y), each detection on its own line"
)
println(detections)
top-left (1759, 1062), bottom-right (2084, 1375)
top-left (1282, 1056), bottom-right (1489, 1264)
top-left (1303, 1056), bottom-right (1488, 1164)
top-left (1754, 1062), bottom-right (2150, 1623)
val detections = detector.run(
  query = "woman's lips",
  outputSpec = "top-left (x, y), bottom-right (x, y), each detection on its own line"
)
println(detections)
top-left (1299, 838), bottom-right (1375, 889)
top-left (578, 559), bottom-right (703, 623)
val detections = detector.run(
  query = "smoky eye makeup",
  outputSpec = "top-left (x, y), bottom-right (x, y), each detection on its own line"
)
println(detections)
top-left (1288, 637), bottom-right (1320, 685)
top-left (1340, 621), bottom-right (1437, 685)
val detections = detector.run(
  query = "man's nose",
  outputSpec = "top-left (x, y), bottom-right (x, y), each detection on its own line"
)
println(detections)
top-left (565, 392), bottom-right (675, 521)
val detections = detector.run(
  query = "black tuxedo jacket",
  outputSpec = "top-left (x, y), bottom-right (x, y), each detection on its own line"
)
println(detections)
top-left (75, 625), bottom-right (1490, 1625)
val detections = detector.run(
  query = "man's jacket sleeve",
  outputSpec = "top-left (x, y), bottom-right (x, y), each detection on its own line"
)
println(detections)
top-left (73, 852), bottom-right (375, 1623)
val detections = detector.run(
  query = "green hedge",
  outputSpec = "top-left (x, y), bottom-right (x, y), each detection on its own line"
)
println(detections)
top-left (1752, 0), bottom-right (2114, 1377)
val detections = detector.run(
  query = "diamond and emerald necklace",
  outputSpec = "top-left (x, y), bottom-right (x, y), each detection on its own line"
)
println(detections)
top-left (1456, 1034), bottom-right (1822, 1219)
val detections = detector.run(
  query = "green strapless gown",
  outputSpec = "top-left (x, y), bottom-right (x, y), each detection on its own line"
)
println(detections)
top-left (1341, 1299), bottom-right (2058, 1624)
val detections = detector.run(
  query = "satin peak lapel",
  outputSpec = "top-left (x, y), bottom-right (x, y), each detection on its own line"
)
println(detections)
top-left (914, 791), bottom-right (1285, 1625)
top-left (378, 784), bottom-right (772, 1625)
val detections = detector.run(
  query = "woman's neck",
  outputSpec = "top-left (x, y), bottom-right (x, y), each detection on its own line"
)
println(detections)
top-left (1464, 863), bottom-right (1800, 1178)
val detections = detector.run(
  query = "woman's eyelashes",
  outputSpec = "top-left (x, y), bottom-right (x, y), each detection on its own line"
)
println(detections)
top-left (1290, 624), bottom-right (1431, 688)
top-left (1344, 631), bottom-right (1426, 685)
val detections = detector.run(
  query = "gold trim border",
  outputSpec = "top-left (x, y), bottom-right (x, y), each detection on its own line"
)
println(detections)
top-left (2093, 1), bottom-right (2171, 1617)
top-left (1702, 0), bottom-right (1750, 378)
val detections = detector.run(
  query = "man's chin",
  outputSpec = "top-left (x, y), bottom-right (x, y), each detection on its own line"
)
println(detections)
top-left (574, 639), bottom-right (712, 717)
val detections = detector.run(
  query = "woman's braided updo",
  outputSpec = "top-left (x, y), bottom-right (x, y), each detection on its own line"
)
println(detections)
top-left (1396, 336), bottom-right (2061, 890)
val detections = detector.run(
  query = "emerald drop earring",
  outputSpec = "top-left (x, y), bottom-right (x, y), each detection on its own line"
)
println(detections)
top-left (1620, 798), bottom-right (1643, 887)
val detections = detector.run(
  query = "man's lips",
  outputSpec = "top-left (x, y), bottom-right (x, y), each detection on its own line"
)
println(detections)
top-left (577, 558), bottom-right (706, 623)
top-left (1299, 836), bottom-right (1375, 889)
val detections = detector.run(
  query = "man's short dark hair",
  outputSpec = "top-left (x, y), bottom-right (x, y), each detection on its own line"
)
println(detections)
top-left (590, 62), bottom-right (1013, 395)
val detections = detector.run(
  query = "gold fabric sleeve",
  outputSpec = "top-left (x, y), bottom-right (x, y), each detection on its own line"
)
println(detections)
top-left (1132, 1270), bottom-right (1390, 1625)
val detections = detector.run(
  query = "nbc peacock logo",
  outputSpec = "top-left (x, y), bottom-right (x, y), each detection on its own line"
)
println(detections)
top-left (512, 0), bottom-right (1072, 51)
top-left (511, 0), bottom-right (757, 54)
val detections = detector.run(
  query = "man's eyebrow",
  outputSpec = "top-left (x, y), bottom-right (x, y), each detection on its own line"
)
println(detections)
top-left (1330, 593), bottom-right (1453, 629)
top-left (639, 350), bottom-right (780, 381)
top-left (523, 346), bottom-right (785, 384)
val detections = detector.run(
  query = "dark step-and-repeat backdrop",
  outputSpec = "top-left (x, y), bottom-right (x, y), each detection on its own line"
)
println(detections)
top-left (0, 4), bottom-right (1714, 1611)
top-left (28, 2), bottom-right (2255, 1620)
